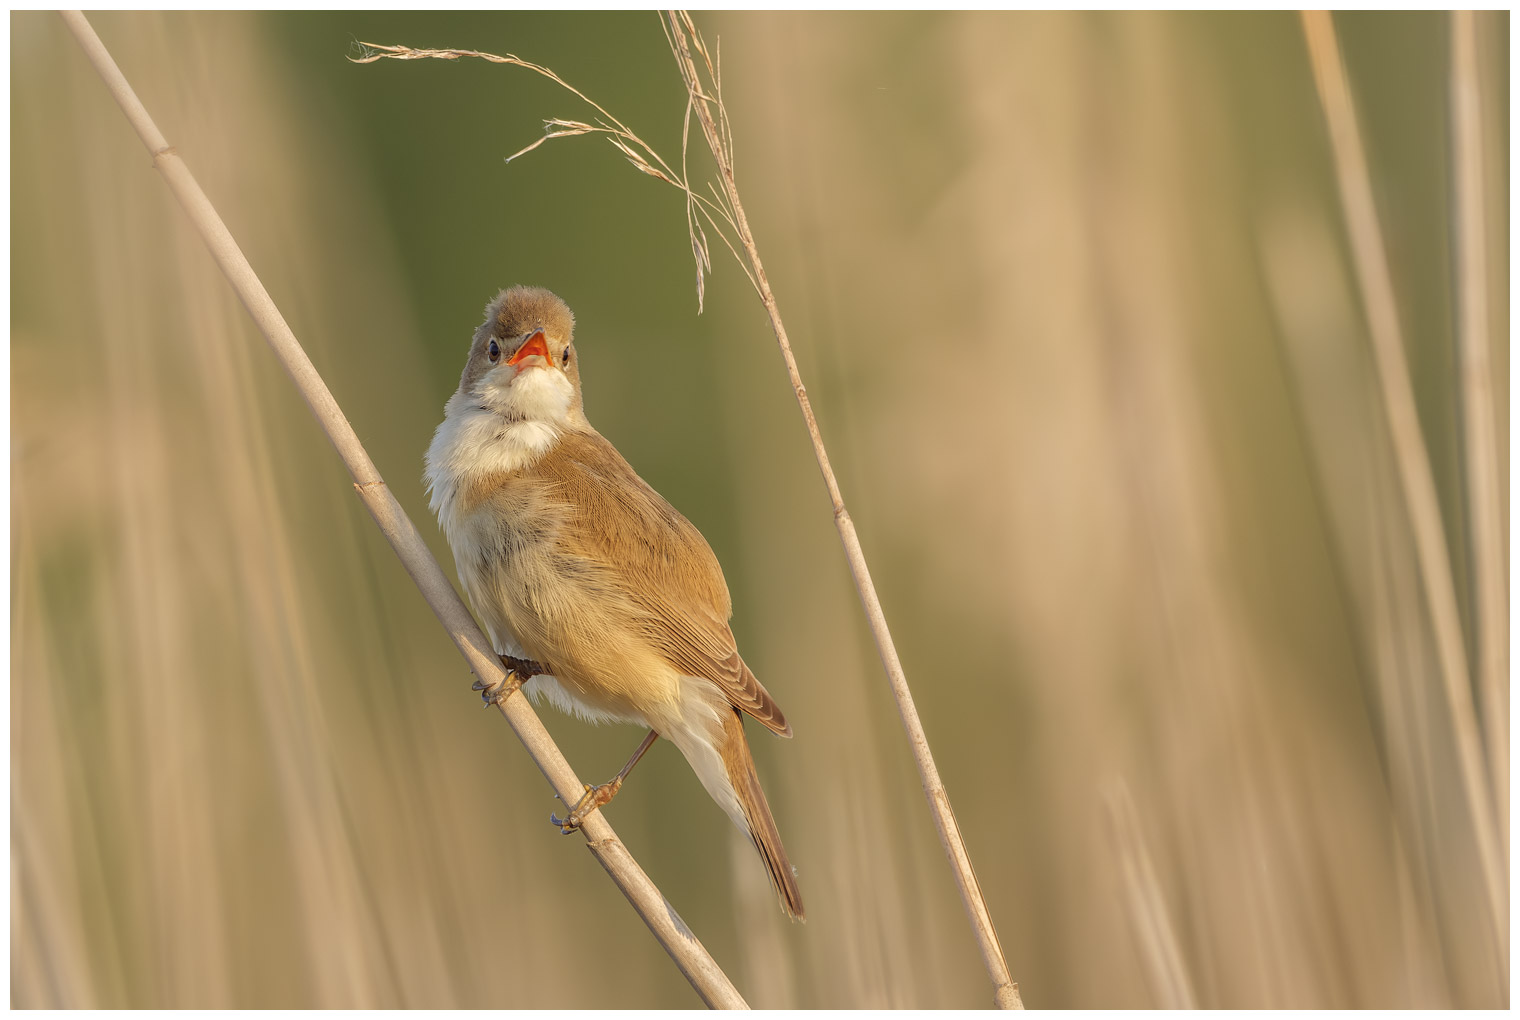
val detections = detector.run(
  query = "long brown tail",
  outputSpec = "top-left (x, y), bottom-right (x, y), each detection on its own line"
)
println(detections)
top-left (720, 707), bottom-right (806, 920)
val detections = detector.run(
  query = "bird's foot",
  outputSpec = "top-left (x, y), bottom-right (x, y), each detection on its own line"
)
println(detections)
top-left (550, 777), bottom-right (624, 834)
top-left (473, 669), bottom-right (523, 708)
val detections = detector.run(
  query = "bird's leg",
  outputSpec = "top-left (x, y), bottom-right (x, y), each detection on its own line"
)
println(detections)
top-left (552, 729), bottom-right (660, 834)
top-left (472, 666), bottom-right (524, 707)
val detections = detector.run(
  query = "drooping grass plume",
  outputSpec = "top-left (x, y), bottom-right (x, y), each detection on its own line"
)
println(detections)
top-left (351, 38), bottom-right (751, 312)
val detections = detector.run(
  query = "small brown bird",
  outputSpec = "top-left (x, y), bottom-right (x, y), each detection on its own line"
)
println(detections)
top-left (425, 285), bottom-right (804, 919)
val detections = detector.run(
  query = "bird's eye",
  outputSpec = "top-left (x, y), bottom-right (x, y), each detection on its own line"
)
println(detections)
top-left (488, 340), bottom-right (501, 362)
top-left (561, 346), bottom-right (571, 365)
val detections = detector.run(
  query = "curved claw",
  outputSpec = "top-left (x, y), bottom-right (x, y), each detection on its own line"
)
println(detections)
top-left (542, 732), bottom-right (655, 834)
top-left (549, 780), bottom-right (621, 833)
top-left (472, 669), bottom-right (524, 708)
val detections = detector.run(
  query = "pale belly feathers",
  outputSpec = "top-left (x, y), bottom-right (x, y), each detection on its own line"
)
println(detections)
top-left (426, 405), bottom-right (676, 729)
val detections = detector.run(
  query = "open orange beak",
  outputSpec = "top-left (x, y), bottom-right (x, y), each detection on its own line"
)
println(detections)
top-left (506, 329), bottom-right (552, 368)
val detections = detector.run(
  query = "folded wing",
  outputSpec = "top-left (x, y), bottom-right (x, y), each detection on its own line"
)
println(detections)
top-left (547, 430), bottom-right (793, 738)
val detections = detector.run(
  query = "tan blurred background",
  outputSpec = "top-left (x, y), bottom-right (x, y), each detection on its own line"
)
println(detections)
top-left (11, 10), bottom-right (1509, 1008)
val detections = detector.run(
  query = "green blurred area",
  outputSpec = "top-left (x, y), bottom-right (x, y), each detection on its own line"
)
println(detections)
top-left (11, 10), bottom-right (1509, 1008)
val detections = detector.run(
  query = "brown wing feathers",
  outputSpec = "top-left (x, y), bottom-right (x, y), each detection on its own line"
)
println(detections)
top-left (542, 430), bottom-right (792, 737)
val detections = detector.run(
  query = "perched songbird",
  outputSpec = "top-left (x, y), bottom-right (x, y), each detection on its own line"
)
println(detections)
top-left (425, 285), bottom-right (804, 919)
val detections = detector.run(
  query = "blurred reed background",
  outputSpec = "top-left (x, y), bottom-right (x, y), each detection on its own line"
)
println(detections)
top-left (11, 10), bottom-right (1508, 1008)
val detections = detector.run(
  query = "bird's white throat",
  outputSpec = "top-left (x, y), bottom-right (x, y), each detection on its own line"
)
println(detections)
top-left (424, 365), bottom-right (574, 527)
top-left (477, 362), bottom-right (574, 424)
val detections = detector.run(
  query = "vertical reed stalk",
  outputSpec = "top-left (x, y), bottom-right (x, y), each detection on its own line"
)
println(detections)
top-left (1448, 8), bottom-right (1507, 857)
top-left (1299, 10), bottom-right (1505, 953)
top-left (58, 10), bottom-right (747, 1009)
top-left (661, 11), bottom-right (1021, 1009)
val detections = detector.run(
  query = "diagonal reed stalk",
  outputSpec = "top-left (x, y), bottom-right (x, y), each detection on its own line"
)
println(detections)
top-left (1448, 9), bottom-right (1507, 860)
top-left (1299, 10), bottom-right (1506, 955)
top-left (58, 10), bottom-right (747, 1010)
top-left (660, 13), bottom-right (1021, 1008)
top-left (355, 10), bottom-right (1022, 1009)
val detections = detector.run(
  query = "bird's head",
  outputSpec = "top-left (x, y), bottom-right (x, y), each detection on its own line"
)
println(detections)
top-left (458, 285), bottom-right (583, 425)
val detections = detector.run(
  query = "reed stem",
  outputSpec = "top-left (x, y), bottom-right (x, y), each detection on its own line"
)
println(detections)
top-left (1299, 9), bottom-right (1505, 954)
top-left (59, 10), bottom-right (747, 1009)
top-left (1448, 8), bottom-right (1507, 861)
top-left (663, 10), bottom-right (1021, 1010)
